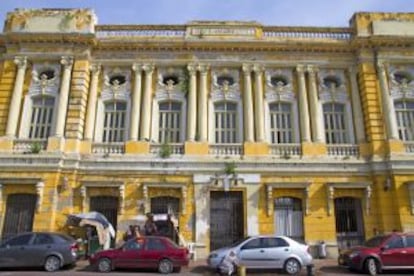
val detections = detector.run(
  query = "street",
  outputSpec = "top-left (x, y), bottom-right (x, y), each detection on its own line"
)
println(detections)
top-left (1, 258), bottom-right (414, 275)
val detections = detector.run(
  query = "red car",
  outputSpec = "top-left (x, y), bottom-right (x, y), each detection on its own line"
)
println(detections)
top-left (338, 233), bottom-right (414, 275)
top-left (89, 236), bottom-right (190, 274)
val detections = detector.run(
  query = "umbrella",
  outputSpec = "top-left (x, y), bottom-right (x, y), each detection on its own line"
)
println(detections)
top-left (68, 212), bottom-right (115, 238)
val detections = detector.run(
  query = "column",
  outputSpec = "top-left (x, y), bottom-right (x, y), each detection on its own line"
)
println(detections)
top-left (198, 64), bottom-right (209, 142)
top-left (6, 56), bottom-right (27, 138)
top-left (130, 63), bottom-right (143, 141)
top-left (253, 65), bottom-right (265, 142)
top-left (242, 64), bottom-right (254, 142)
top-left (139, 64), bottom-right (154, 141)
top-left (377, 62), bottom-right (399, 140)
top-left (296, 65), bottom-right (311, 142)
top-left (307, 65), bottom-right (324, 142)
top-left (186, 64), bottom-right (197, 141)
top-left (54, 56), bottom-right (73, 137)
top-left (84, 64), bottom-right (100, 140)
top-left (348, 66), bottom-right (366, 143)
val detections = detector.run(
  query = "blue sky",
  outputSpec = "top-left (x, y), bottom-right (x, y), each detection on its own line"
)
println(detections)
top-left (0, 0), bottom-right (412, 28)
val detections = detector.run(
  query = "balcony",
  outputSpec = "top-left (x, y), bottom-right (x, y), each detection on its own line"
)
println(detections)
top-left (404, 142), bottom-right (414, 153)
top-left (13, 139), bottom-right (47, 154)
top-left (209, 144), bottom-right (243, 156)
top-left (150, 143), bottom-right (184, 156)
top-left (270, 143), bottom-right (302, 157)
top-left (327, 144), bottom-right (359, 157)
top-left (92, 142), bottom-right (125, 154)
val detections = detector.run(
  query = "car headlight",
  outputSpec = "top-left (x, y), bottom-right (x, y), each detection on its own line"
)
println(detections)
top-left (349, 251), bottom-right (360, 259)
top-left (209, 253), bottom-right (218, 259)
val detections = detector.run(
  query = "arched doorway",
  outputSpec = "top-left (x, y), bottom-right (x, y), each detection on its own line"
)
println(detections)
top-left (2, 194), bottom-right (37, 241)
top-left (274, 197), bottom-right (304, 241)
top-left (334, 197), bottom-right (365, 249)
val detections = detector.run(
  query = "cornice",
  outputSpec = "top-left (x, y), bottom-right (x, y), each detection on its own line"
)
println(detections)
top-left (3, 33), bottom-right (96, 46)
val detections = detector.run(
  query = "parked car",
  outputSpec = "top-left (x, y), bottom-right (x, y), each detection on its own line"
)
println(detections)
top-left (0, 232), bottom-right (78, 272)
top-left (89, 236), bottom-right (190, 274)
top-left (338, 232), bottom-right (414, 275)
top-left (207, 235), bottom-right (313, 275)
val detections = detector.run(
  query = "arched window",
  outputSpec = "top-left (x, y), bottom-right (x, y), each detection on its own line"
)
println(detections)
top-left (158, 101), bottom-right (182, 143)
top-left (323, 103), bottom-right (348, 144)
top-left (103, 101), bottom-right (127, 142)
top-left (214, 101), bottom-right (238, 143)
top-left (29, 96), bottom-right (55, 139)
top-left (269, 102), bottom-right (293, 143)
top-left (395, 100), bottom-right (414, 141)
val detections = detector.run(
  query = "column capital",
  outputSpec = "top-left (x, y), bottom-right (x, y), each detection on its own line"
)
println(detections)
top-left (347, 65), bottom-right (358, 75)
top-left (89, 63), bottom-right (101, 75)
top-left (295, 64), bottom-right (306, 73)
top-left (142, 64), bottom-right (155, 74)
top-left (242, 64), bottom-right (253, 74)
top-left (187, 63), bottom-right (197, 75)
top-left (132, 63), bottom-right (143, 73)
top-left (252, 64), bottom-right (265, 74)
top-left (197, 64), bottom-right (210, 75)
top-left (306, 65), bottom-right (319, 75)
top-left (376, 61), bottom-right (387, 73)
top-left (60, 56), bottom-right (73, 69)
top-left (14, 56), bottom-right (27, 69)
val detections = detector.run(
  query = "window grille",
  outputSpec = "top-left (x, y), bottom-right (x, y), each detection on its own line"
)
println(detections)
top-left (323, 103), bottom-right (348, 144)
top-left (158, 101), bottom-right (181, 143)
top-left (29, 97), bottom-right (55, 139)
top-left (269, 102), bottom-right (293, 143)
top-left (103, 101), bottom-right (126, 142)
top-left (395, 100), bottom-right (414, 141)
top-left (214, 102), bottom-right (237, 143)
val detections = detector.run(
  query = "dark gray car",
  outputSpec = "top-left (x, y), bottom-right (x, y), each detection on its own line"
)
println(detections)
top-left (0, 232), bottom-right (78, 272)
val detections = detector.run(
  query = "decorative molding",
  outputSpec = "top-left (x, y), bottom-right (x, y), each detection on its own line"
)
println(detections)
top-left (60, 56), bottom-right (73, 70)
top-left (142, 183), bottom-right (188, 214)
top-left (156, 66), bottom-right (187, 100)
top-left (318, 69), bottom-right (348, 103)
top-left (211, 67), bottom-right (241, 101)
top-left (30, 62), bottom-right (61, 97)
top-left (266, 182), bottom-right (311, 216)
top-left (265, 68), bottom-right (295, 102)
top-left (101, 67), bottom-right (131, 101)
top-left (79, 181), bottom-right (125, 214)
top-left (14, 56), bottom-right (27, 69)
top-left (388, 64), bottom-right (414, 100)
top-left (327, 182), bottom-right (372, 216)
top-left (35, 181), bottom-right (44, 213)
top-left (407, 183), bottom-right (414, 215)
top-left (119, 184), bottom-right (125, 215)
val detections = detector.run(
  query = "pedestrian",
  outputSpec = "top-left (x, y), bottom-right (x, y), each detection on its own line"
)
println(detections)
top-left (165, 214), bottom-right (177, 242)
top-left (123, 225), bottom-right (134, 241)
top-left (134, 225), bottom-right (142, 238)
top-left (144, 213), bottom-right (158, 236)
top-left (218, 251), bottom-right (238, 276)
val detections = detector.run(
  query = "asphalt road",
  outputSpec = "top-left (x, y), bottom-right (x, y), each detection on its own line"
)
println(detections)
top-left (0, 259), bottom-right (413, 275)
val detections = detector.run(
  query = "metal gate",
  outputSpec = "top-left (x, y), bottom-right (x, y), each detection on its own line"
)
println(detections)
top-left (2, 194), bottom-right (37, 241)
top-left (150, 196), bottom-right (180, 216)
top-left (90, 196), bottom-right (119, 232)
top-left (334, 197), bottom-right (365, 249)
top-left (274, 197), bottom-right (304, 242)
top-left (210, 191), bottom-right (244, 251)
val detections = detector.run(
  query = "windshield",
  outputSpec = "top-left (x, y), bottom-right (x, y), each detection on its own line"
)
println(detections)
top-left (229, 237), bottom-right (251, 247)
top-left (364, 235), bottom-right (388, 248)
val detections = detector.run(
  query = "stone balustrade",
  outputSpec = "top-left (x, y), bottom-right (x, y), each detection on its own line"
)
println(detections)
top-left (269, 144), bottom-right (302, 157)
top-left (92, 142), bottom-right (125, 154)
top-left (327, 144), bottom-right (359, 157)
top-left (209, 144), bottom-right (243, 156)
top-left (13, 139), bottom-right (47, 153)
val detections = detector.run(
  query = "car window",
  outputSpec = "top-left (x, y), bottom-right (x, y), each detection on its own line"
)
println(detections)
top-left (405, 236), bottom-right (414, 248)
top-left (364, 235), bottom-right (388, 248)
top-left (33, 234), bottom-right (54, 245)
top-left (386, 236), bottom-right (404, 249)
top-left (124, 239), bottom-right (144, 250)
top-left (6, 234), bottom-right (33, 246)
top-left (146, 238), bottom-right (166, 250)
top-left (241, 238), bottom-right (261, 250)
top-left (262, 237), bottom-right (289, 248)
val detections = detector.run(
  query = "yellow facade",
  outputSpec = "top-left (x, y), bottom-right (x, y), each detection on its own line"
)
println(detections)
top-left (0, 9), bottom-right (414, 259)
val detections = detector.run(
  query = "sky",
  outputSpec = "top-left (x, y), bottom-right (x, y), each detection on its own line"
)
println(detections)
top-left (0, 0), bottom-right (412, 29)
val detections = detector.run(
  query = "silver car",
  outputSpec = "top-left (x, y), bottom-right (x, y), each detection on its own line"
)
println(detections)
top-left (0, 232), bottom-right (78, 272)
top-left (207, 235), bottom-right (313, 275)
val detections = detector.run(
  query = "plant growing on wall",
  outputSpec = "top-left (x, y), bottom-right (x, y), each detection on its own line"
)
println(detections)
top-left (30, 142), bottom-right (42, 154)
top-left (180, 68), bottom-right (190, 94)
top-left (224, 162), bottom-right (236, 175)
top-left (159, 142), bottom-right (172, 158)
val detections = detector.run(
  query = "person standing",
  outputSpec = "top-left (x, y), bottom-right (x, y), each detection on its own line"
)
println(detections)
top-left (144, 213), bottom-right (158, 236)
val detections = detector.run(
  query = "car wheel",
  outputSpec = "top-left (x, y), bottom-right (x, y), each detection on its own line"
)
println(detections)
top-left (158, 259), bottom-right (173, 274)
top-left (44, 255), bottom-right (61, 272)
top-left (284, 258), bottom-right (301, 275)
top-left (364, 258), bottom-right (378, 276)
top-left (97, 258), bottom-right (112, 273)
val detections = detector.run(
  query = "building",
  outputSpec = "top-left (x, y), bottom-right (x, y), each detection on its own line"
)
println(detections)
top-left (0, 8), bottom-right (414, 258)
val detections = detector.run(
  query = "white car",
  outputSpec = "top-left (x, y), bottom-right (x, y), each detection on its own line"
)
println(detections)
top-left (207, 235), bottom-right (313, 275)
